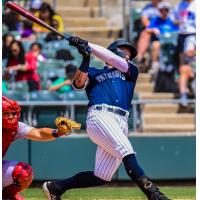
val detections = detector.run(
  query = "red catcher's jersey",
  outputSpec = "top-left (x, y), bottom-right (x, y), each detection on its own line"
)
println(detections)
top-left (2, 129), bottom-right (17, 157)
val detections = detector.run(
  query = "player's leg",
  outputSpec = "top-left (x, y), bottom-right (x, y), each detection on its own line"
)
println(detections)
top-left (43, 146), bottom-right (121, 200)
top-left (43, 149), bottom-right (110, 199)
top-left (42, 108), bottom-right (129, 200)
top-left (2, 160), bottom-right (33, 200)
top-left (87, 110), bottom-right (134, 158)
top-left (122, 154), bottom-right (170, 200)
top-left (94, 146), bottom-right (122, 181)
top-left (89, 111), bottom-right (169, 199)
top-left (96, 111), bottom-right (170, 199)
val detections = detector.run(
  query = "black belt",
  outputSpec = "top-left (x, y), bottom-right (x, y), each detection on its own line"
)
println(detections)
top-left (95, 106), bottom-right (129, 117)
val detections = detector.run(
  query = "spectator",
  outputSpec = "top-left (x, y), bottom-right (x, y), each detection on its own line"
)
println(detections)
top-left (48, 64), bottom-right (77, 94)
top-left (29, 0), bottom-right (42, 14)
top-left (141, 0), bottom-right (161, 28)
top-left (33, 2), bottom-right (64, 33)
top-left (5, 40), bottom-right (41, 91)
top-left (45, 19), bottom-right (63, 42)
top-left (179, 35), bottom-right (195, 106)
top-left (133, 0), bottom-right (161, 49)
top-left (173, 0), bottom-right (195, 71)
top-left (2, 9), bottom-right (20, 31)
top-left (55, 49), bottom-right (74, 62)
top-left (30, 42), bottom-right (46, 62)
top-left (2, 33), bottom-right (14, 59)
top-left (137, 1), bottom-right (178, 75)
top-left (20, 20), bottom-right (36, 41)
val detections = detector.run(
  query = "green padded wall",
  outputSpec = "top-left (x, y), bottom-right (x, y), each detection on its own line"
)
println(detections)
top-left (4, 140), bottom-right (29, 163)
top-left (118, 135), bottom-right (196, 180)
top-left (3, 135), bottom-right (196, 181)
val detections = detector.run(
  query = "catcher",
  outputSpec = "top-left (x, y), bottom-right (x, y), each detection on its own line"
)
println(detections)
top-left (2, 96), bottom-right (80, 200)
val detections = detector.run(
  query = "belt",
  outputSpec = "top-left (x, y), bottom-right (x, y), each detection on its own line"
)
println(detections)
top-left (95, 105), bottom-right (129, 118)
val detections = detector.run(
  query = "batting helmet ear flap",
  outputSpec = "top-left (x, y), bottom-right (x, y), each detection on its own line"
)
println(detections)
top-left (107, 39), bottom-right (138, 60)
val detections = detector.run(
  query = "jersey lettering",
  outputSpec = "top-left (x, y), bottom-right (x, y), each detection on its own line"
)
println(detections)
top-left (95, 71), bottom-right (126, 83)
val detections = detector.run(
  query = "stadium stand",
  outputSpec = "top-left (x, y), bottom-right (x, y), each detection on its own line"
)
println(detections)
top-left (2, 0), bottom-right (195, 134)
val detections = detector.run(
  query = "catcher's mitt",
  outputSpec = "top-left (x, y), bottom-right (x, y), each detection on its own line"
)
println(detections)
top-left (55, 117), bottom-right (81, 135)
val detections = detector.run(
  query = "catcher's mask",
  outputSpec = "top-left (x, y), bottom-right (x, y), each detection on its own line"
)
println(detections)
top-left (107, 39), bottom-right (138, 60)
top-left (2, 96), bottom-right (21, 130)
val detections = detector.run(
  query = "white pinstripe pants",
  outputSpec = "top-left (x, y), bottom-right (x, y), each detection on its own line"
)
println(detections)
top-left (86, 105), bottom-right (135, 181)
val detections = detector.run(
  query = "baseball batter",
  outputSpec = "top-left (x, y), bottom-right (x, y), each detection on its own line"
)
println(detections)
top-left (2, 96), bottom-right (74, 200)
top-left (43, 37), bottom-right (170, 200)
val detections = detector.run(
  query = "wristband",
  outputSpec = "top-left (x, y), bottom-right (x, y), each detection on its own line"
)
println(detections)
top-left (79, 56), bottom-right (90, 73)
top-left (52, 129), bottom-right (59, 138)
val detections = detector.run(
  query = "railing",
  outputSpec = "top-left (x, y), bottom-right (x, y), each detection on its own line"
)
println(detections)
top-left (18, 99), bottom-right (196, 133)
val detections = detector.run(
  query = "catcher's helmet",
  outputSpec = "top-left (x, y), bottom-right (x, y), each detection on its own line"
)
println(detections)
top-left (2, 96), bottom-right (21, 129)
top-left (107, 39), bottom-right (137, 60)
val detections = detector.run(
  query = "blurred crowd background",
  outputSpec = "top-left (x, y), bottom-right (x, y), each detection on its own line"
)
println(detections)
top-left (2, 0), bottom-right (196, 133)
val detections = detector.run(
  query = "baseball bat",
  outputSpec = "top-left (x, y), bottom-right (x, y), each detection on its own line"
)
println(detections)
top-left (5, 1), bottom-right (69, 40)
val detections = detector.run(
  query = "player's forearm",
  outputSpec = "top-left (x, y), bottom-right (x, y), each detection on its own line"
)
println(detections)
top-left (49, 82), bottom-right (65, 91)
top-left (88, 43), bottom-right (129, 72)
top-left (26, 128), bottom-right (56, 141)
top-left (73, 69), bottom-right (88, 89)
top-left (141, 16), bottom-right (150, 27)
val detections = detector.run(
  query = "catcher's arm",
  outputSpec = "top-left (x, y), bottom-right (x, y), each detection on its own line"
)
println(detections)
top-left (26, 117), bottom-right (81, 141)
top-left (26, 127), bottom-right (58, 141)
top-left (55, 117), bottom-right (81, 135)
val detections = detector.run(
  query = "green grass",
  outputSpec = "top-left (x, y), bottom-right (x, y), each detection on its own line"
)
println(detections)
top-left (21, 186), bottom-right (196, 200)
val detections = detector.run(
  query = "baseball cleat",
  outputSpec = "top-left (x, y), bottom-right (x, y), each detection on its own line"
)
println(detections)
top-left (149, 190), bottom-right (171, 200)
top-left (43, 182), bottom-right (61, 200)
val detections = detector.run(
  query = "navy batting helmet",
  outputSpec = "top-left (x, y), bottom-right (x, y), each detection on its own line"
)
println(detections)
top-left (107, 39), bottom-right (137, 60)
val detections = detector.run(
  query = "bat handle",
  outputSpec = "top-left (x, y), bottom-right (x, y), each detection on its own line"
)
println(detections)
top-left (64, 35), bottom-right (92, 56)
top-left (63, 34), bottom-right (70, 40)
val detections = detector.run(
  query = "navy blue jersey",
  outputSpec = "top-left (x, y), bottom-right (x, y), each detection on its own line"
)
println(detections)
top-left (86, 61), bottom-right (139, 111)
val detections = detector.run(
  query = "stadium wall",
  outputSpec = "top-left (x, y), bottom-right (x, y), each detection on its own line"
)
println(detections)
top-left (5, 135), bottom-right (196, 180)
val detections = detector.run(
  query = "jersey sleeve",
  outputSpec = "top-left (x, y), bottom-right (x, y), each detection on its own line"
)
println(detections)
top-left (147, 18), bottom-right (156, 29)
top-left (127, 61), bottom-right (139, 82)
top-left (14, 122), bottom-right (33, 140)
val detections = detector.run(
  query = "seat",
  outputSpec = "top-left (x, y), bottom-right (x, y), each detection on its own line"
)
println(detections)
top-left (75, 105), bottom-right (88, 130)
top-left (28, 90), bottom-right (62, 101)
top-left (65, 91), bottom-right (88, 101)
top-left (38, 59), bottom-right (66, 68)
top-left (37, 59), bottom-right (66, 81)
top-left (3, 91), bottom-right (28, 101)
top-left (15, 81), bottom-right (29, 92)
top-left (62, 91), bottom-right (88, 131)
top-left (28, 90), bottom-right (66, 128)
top-left (22, 41), bottom-right (34, 52)
top-left (45, 40), bottom-right (71, 51)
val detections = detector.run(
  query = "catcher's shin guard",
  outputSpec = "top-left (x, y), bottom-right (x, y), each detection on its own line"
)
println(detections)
top-left (3, 162), bottom-right (33, 199)
top-left (2, 184), bottom-right (25, 199)
top-left (135, 176), bottom-right (170, 200)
